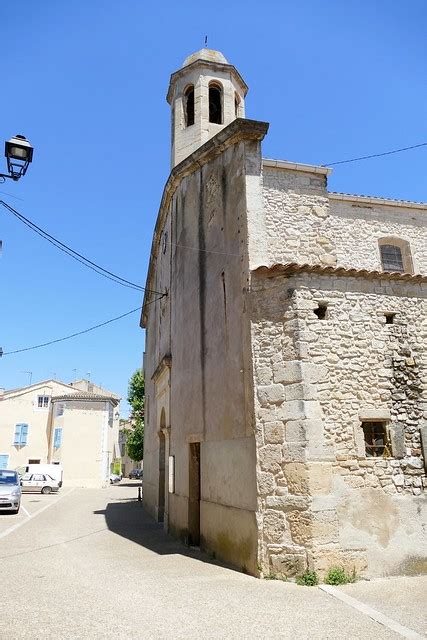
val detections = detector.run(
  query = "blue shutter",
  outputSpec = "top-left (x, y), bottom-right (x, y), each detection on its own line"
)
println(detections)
top-left (20, 424), bottom-right (29, 445)
top-left (13, 425), bottom-right (21, 445)
top-left (14, 424), bottom-right (29, 445)
top-left (54, 428), bottom-right (62, 448)
top-left (0, 454), bottom-right (9, 469)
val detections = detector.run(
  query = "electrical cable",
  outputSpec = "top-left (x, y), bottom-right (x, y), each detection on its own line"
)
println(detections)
top-left (0, 200), bottom-right (163, 295)
top-left (321, 142), bottom-right (427, 167)
top-left (1, 297), bottom-right (165, 356)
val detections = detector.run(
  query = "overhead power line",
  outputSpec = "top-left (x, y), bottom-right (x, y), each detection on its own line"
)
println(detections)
top-left (322, 142), bottom-right (427, 167)
top-left (0, 200), bottom-right (162, 295)
top-left (1, 298), bottom-right (164, 356)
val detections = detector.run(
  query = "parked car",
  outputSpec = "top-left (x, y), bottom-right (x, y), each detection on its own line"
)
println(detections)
top-left (0, 470), bottom-right (21, 513)
top-left (109, 473), bottom-right (122, 484)
top-left (16, 463), bottom-right (63, 487)
top-left (128, 469), bottom-right (143, 480)
top-left (20, 473), bottom-right (59, 494)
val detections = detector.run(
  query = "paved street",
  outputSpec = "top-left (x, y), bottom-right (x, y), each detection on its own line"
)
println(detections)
top-left (0, 483), bottom-right (425, 639)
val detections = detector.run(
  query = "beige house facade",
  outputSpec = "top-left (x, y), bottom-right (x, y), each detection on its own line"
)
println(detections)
top-left (0, 379), bottom-right (121, 487)
top-left (141, 49), bottom-right (427, 579)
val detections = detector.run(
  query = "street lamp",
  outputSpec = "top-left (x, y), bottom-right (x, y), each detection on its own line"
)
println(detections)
top-left (1, 134), bottom-right (34, 182)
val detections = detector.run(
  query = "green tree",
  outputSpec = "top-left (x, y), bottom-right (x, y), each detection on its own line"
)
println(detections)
top-left (126, 369), bottom-right (145, 462)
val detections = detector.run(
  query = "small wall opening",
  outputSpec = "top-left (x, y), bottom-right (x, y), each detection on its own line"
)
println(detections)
top-left (313, 303), bottom-right (328, 320)
top-left (385, 312), bottom-right (396, 325)
top-left (184, 85), bottom-right (195, 127)
top-left (209, 83), bottom-right (223, 124)
top-left (362, 421), bottom-right (391, 457)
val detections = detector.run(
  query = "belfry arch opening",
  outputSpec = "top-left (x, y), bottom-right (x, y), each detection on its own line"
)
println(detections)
top-left (209, 82), bottom-right (223, 124)
top-left (234, 92), bottom-right (241, 118)
top-left (184, 85), bottom-right (194, 127)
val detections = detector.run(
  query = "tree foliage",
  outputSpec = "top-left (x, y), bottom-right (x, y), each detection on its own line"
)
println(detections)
top-left (126, 369), bottom-right (144, 462)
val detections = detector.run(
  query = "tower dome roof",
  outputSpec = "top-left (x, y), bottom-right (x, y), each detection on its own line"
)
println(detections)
top-left (182, 48), bottom-right (228, 68)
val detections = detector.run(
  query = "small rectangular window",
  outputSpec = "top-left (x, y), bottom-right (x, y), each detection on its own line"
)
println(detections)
top-left (0, 454), bottom-right (9, 470)
top-left (362, 421), bottom-right (390, 457)
top-left (56, 403), bottom-right (64, 417)
top-left (37, 395), bottom-right (50, 409)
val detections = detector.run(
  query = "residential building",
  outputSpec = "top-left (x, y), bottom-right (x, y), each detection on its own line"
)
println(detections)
top-left (0, 378), bottom-right (121, 487)
top-left (141, 48), bottom-right (427, 579)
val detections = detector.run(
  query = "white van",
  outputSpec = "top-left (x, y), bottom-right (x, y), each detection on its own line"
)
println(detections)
top-left (16, 463), bottom-right (63, 487)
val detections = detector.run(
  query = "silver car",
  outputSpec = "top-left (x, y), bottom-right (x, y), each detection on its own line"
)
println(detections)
top-left (20, 473), bottom-right (59, 494)
top-left (0, 470), bottom-right (21, 513)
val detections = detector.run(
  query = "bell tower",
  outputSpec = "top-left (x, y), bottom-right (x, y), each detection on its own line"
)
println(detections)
top-left (167, 49), bottom-right (248, 168)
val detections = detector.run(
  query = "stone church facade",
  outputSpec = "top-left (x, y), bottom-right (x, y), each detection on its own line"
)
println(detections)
top-left (141, 49), bottom-right (427, 579)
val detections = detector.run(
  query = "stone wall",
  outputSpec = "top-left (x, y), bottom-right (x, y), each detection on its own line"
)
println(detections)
top-left (251, 269), bottom-right (427, 579)
top-left (262, 165), bottom-right (427, 274)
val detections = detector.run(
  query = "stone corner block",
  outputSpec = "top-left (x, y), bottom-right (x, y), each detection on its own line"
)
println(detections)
top-left (257, 384), bottom-right (285, 407)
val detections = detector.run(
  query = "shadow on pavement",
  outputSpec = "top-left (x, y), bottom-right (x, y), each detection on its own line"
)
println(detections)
top-left (93, 489), bottom-right (229, 569)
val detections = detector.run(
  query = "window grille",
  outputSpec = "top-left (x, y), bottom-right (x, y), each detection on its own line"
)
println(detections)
top-left (380, 244), bottom-right (404, 272)
top-left (362, 422), bottom-right (391, 457)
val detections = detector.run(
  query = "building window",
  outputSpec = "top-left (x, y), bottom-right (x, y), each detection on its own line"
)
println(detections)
top-left (362, 421), bottom-right (391, 457)
top-left (53, 428), bottom-right (63, 449)
top-left (56, 403), bottom-right (65, 417)
top-left (184, 85), bottom-right (194, 127)
top-left (380, 244), bottom-right (404, 272)
top-left (378, 238), bottom-right (413, 274)
top-left (28, 459), bottom-right (41, 464)
top-left (37, 395), bottom-right (50, 409)
top-left (209, 83), bottom-right (223, 124)
top-left (0, 454), bottom-right (9, 470)
top-left (14, 423), bottom-right (29, 446)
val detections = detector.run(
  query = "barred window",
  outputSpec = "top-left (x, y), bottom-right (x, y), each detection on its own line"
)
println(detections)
top-left (362, 422), bottom-right (391, 457)
top-left (378, 238), bottom-right (413, 274)
top-left (380, 244), bottom-right (404, 273)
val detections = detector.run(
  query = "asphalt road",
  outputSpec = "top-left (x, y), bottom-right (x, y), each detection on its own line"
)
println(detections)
top-left (0, 483), bottom-right (425, 639)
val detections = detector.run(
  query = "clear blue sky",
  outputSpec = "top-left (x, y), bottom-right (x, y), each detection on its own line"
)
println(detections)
top-left (1, 1), bottom-right (426, 414)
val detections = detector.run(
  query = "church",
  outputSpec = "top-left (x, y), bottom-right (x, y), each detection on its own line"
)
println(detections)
top-left (141, 48), bottom-right (427, 579)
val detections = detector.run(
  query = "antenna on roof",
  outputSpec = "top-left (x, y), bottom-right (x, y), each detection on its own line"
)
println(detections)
top-left (22, 370), bottom-right (32, 385)
top-left (72, 368), bottom-right (77, 382)
top-left (204, 35), bottom-right (208, 48)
